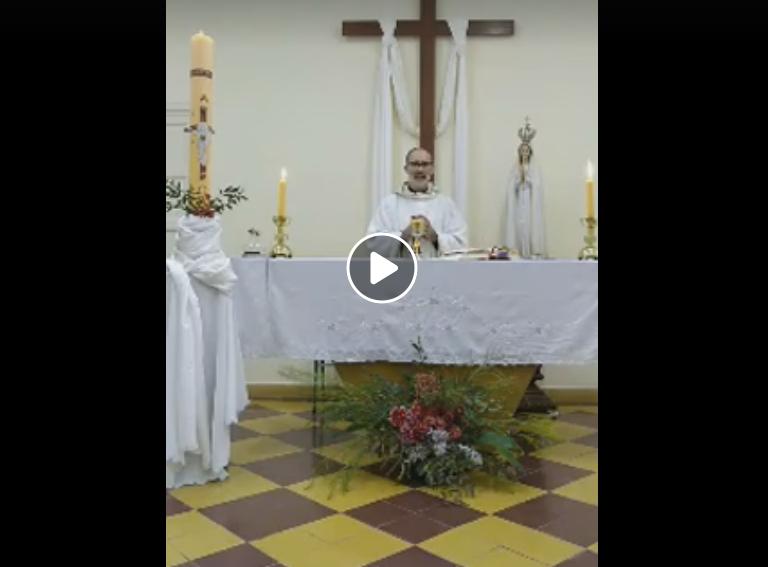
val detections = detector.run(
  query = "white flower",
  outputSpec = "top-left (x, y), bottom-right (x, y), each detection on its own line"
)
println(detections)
top-left (430, 429), bottom-right (450, 444)
top-left (405, 444), bottom-right (428, 464)
top-left (458, 444), bottom-right (483, 466)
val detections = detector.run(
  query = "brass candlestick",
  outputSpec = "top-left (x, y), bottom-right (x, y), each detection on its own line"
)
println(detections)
top-left (578, 217), bottom-right (598, 261)
top-left (270, 215), bottom-right (293, 258)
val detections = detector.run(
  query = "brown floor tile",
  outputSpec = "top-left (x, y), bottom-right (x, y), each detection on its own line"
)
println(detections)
top-left (243, 452), bottom-right (342, 485)
top-left (272, 427), bottom-right (356, 450)
top-left (384, 491), bottom-right (449, 513)
top-left (496, 494), bottom-right (596, 532)
top-left (193, 544), bottom-right (278, 567)
top-left (230, 425), bottom-right (260, 442)
top-left (240, 407), bottom-right (282, 420)
top-left (555, 551), bottom-right (599, 567)
top-left (376, 512), bottom-right (455, 543)
top-left (421, 499), bottom-right (484, 527)
top-left (539, 509), bottom-right (598, 547)
top-left (346, 501), bottom-right (414, 527)
top-left (576, 432), bottom-right (598, 448)
top-left (519, 460), bottom-right (593, 490)
top-left (364, 546), bottom-right (456, 567)
top-left (166, 493), bottom-right (192, 516)
top-left (200, 489), bottom-right (334, 540)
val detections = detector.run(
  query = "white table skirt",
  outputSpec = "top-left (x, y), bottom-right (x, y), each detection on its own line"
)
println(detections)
top-left (231, 257), bottom-right (597, 365)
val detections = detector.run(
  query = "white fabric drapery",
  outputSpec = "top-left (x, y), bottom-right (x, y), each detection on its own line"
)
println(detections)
top-left (166, 215), bottom-right (248, 489)
top-left (370, 18), bottom-right (470, 224)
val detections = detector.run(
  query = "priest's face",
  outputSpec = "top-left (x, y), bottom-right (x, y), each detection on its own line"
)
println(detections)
top-left (404, 149), bottom-right (434, 192)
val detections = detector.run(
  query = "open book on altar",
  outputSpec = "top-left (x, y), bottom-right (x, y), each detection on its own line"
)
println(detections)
top-left (441, 247), bottom-right (521, 260)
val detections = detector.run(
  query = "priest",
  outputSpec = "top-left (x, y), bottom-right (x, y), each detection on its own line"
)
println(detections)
top-left (367, 147), bottom-right (468, 257)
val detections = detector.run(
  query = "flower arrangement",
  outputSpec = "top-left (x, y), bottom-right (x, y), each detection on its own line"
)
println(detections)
top-left (321, 351), bottom-right (556, 500)
top-left (166, 178), bottom-right (247, 218)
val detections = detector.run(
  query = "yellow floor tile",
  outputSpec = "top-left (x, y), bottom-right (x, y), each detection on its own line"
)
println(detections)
top-left (313, 438), bottom-right (382, 467)
top-left (334, 529), bottom-right (410, 565)
top-left (288, 470), bottom-right (410, 511)
top-left (166, 512), bottom-right (243, 561)
top-left (166, 542), bottom-right (187, 567)
top-left (167, 511), bottom-right (211, 540)
top-left (419, 529), bottom-right (497, 565)
top-left (251, 530), bottom-right (354, 567)
top-left (230, 436), bottom-right (303, 465)
top-left (553, 474), bottom-right (598, 506)
top-left (466, 546), bottom-right (548, 567)
top-left (252, 529), bottom-right (326, 564)
top-left (567, 451), bottom-right (598, 472)
top-left (302, 514), bottom-right (376, 543)
top-left (251, 400), bottom-right (314, 413)
top-left (239, 414), bottom-right (313, 434)
top-left (421, 473), bottom-right (545, 514)
top-left (172, 527), bottom-right (243, 561)
top-left (253, 516), bottom-right (408, 567)
top-left (533, 442), bottom-right (598, 471)
top-left (170, 467), bottom-right (279, 509)
top-left (589, 542), bottom-right (598, 553)
top-left (550, 421), bottom-right (597, 441)
top-left (421, 517), bottom-right (582, 566)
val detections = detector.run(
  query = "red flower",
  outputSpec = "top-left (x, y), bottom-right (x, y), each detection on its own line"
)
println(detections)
top-left (423, 416), bottom-right (437, 429)
top-left (435, 417), bottom-right (447, 430)
top-left (410, 402), bottom-right (424, 419)
top-left (449, 425), bottom-right (462, 441)
top-left (388, 406), bottom-right (407, 428)
top-left (443, 411), bottom-right (455, 424)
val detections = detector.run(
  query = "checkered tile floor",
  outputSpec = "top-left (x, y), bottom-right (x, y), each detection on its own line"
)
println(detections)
top-left (167, 401), bottom-right (598, 567)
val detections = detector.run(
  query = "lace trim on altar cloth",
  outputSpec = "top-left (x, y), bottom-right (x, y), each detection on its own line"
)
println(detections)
top-left (238, 288), bottom-right (597, 365)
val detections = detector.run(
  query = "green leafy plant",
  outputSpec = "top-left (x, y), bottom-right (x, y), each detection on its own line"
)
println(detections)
top-left (166, 178), bottom-right (247, 217)
top-left (321, 354), bottom-right (557, 502)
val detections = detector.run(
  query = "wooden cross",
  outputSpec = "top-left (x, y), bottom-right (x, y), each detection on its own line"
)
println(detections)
top-left (342, 0), bottom-right (514, 160)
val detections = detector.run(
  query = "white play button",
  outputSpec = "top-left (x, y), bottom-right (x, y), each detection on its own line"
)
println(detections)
top-left (369, 251), bottom-right (398, 285)
top-left (346, 233), bottom-right (418, 304)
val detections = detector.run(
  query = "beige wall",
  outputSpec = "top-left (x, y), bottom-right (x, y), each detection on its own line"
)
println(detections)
top-left (166, 0), bottom-right (598, 389)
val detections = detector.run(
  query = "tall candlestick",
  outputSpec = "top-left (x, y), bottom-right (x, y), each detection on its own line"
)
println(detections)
top-left (278, 168), bottom-right (287, 218)
top-left (187, 31), bottom-right (214, 203)
top-left (585, 160), bottom-right (595, 218)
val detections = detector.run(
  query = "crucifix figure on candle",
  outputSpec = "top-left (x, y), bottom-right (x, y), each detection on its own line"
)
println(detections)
top-left (185, 98), bottom-right (215, 181)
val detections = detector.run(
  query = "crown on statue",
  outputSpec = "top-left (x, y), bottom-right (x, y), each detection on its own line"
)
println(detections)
top-left (517, 116), bottom-right (536, 145)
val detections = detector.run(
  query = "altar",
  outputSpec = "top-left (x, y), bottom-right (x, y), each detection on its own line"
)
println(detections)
top-left (231, 257), bottom-right (597, 411)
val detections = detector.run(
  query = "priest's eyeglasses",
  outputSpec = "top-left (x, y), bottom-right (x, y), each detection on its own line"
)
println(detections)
top-left (408, 161), bottom-right (433, 168)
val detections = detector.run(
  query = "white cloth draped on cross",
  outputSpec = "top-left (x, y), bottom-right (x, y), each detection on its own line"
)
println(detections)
top-left (370, 18), bottom-right (469, 225)
top-left (166, 215), bottom-right (248, 489)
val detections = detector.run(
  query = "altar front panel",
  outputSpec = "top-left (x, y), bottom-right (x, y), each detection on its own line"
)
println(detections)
top-left (232, 258), bottom-right (597, 365)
